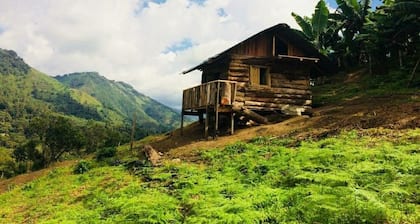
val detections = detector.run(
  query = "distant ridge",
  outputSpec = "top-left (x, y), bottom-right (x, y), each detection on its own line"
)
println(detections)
top-left (0, 48), bottom-right (180, 147)
top-left (55, 72), bottom-right (181, 132)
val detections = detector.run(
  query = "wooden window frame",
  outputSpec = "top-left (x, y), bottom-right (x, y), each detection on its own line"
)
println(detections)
top-left (250, 65), bottom-right (271, 87)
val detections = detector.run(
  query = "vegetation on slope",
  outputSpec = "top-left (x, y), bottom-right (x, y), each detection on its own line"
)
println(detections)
top-left (312, 68), bottom-right (420, 107)
top-left (0, 49), bottom-right (182, 176)
top-left (0, 129), bottom-right (419, 223)
top-left (292, 0), bottom-right (419, 77)
top-left (56, 72), bottom-right (181, 134)
top-left (0, 49), bottom-right (30, 76)
top-left (0, 67), bottom-right (101, 147)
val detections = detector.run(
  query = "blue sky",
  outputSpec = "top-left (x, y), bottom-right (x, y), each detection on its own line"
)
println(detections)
top-left (0, 0), bottom-right (382, 109)
top-left (326, 0), bottom-right (382, 9)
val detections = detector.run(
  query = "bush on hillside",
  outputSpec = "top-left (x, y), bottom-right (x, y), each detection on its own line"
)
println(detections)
top-left (95, 147), bottom-right (117, 161)
top-left (73, 160), bottom-right (91, 174)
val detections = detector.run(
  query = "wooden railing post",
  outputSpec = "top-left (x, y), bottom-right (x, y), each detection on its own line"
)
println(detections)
top-left (215, 82), bottom-right (220, 138)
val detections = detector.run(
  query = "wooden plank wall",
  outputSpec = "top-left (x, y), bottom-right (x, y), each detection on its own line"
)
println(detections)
top-left (231, 33), bottom-right (272, 57)
top-left (227, 56), bottom-right (312, 115)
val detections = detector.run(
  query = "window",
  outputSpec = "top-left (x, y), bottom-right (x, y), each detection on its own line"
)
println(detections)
top-left (250, 66), bottom-right (270, 86)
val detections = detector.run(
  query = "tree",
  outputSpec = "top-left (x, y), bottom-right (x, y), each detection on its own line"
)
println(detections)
top-left (13, 139), bottom-right (44, 171)
top-left (43, 116), bottom-right (84, 165)
top-left (23, 116), bottom-right (85, 168)
top-left (0, 147), bottom-right (16, 179)
top-left (359, 0), bottom-right (419, 75)
top-left (329, 0), bottom-right (372, 68)
top-left (83, 120), bottom-right (107, 153)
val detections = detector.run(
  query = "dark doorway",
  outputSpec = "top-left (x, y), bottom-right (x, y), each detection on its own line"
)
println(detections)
top-left (275, 38), bottom-right (288, 55)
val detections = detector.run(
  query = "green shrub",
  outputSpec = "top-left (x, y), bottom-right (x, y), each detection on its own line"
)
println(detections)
top-left (95, 147), bottom-right (117, 161)
top-left (73, 160), bottom-right (92, 174)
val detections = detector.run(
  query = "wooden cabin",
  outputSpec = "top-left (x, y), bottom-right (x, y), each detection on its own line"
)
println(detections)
top-left (181, 23), bottom-right (334, 137)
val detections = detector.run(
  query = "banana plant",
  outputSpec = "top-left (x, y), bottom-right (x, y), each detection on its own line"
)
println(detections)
top-left (360, 0), bottom-right (420, 75)
top-left (292, 0), bottom-right (329, 51)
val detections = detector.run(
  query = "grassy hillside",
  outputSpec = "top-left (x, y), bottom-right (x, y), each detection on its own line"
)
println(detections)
top-left (0, 129), bottom-right (418, 223)
top-left (56, 72), bottom-right (181, 133)
top-left (1, 49), bottom-right (418, 223)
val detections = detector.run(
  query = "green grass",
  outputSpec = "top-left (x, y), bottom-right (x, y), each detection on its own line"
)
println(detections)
top-left (1, 129), bottom-right (419, 223)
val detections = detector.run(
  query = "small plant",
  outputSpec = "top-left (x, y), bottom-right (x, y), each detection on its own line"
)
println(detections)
top-left (73, 160), bottom-right (92, 174)
top-left (21, 182), bottom-right (35, 191)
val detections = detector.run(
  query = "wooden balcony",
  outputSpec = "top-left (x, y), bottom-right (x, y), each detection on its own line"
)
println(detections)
top-left (181, 80), bottom-right (238, 137)
top-left (182, 80), bottom-right (238, 111)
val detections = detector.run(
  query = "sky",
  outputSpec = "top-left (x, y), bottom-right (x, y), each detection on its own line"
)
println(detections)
top-left (0, 0), bottom-right (381, 109)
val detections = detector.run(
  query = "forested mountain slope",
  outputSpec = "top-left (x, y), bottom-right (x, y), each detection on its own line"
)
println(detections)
top-left (55, 72), bottom-right (180, 134)
top-left (0, 48), bottom-right (180, 148)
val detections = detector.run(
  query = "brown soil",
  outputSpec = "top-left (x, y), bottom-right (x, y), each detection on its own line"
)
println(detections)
top-left (153, 93), bottom-right (419, 162)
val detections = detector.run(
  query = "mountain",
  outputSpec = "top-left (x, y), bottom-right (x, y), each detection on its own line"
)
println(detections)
top-left (55, 72), bottom-right (180, 133)
top-left (0, 48), bottom-right (180, 148)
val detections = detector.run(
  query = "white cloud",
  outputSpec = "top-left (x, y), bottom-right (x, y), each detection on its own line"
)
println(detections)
top-left (0, 0), bottom-right (317, 109)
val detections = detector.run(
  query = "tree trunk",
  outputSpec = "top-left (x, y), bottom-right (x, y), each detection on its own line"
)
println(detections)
top-left (408, 57), bottom-right (420, 87)
top-left (399, 49), bottom-right (403, 69)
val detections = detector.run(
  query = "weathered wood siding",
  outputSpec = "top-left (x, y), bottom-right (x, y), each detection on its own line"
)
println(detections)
top-left (183, 80), bottom-right (237, 110)
top-left (226, 56), bottom-right (312, 115)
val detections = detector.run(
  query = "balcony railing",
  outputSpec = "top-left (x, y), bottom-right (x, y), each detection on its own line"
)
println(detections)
top-left (182, 80), bottom-right (237, 111)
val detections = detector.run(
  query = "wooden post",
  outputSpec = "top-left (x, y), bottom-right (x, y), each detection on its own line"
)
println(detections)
top-left (204, 107), bottom-right (209, 138)
top-left (408, 57), bottom-right (420, 87)
top-left (215, 82), bottom-right (220, 138)
top-left (180, 110), bottom-right (184, 136)
top-left (130, 112), bottom-right (136, 151)
top-left (204, 83), bottom-right (211, 138)
top-left (231, 82), bottom-right (237, 135)
top-left (230, 112), bottom-right (234, 135)
top-left (272, 35), bottom-right (276, 56)
top-left (199, 112), bottom-right (204, 124)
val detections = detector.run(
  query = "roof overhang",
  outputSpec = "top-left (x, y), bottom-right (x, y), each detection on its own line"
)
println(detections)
top-left (181, 23), bottom-right (337, 75)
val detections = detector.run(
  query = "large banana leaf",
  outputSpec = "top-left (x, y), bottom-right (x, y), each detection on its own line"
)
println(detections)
top-left (312, 0), bottom-right (329, 37)
top-left (291, 12), bottom-right (314, 40)
top-left (348, 0), bottom-right (360, 12)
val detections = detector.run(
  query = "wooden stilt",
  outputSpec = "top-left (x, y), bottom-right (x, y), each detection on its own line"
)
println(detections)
top-left (204, 107), bottom-right (209, 138)
top-left (199, 112), bottom-right (204, 124)
top-left (215, 82), bottom-right (220, 138)
top-left (230, 112), bottom-right (234, 135)
top-left (180, 111), bottom-right (184, 136)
